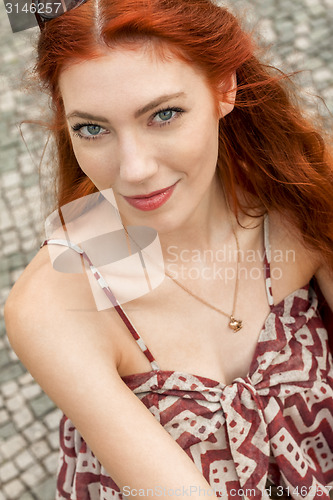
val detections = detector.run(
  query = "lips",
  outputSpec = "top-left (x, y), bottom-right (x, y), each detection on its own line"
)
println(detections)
top-left (123, 182), bottom-right (178, 211)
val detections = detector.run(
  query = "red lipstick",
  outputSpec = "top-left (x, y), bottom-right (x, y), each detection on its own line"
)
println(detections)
top-left (123, 182), bottom-right (178, 211)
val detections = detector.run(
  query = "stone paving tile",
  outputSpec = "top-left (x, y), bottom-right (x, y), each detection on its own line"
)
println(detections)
top-left (2, 478), bottom-right (26, 499)
top-left (0, 0), bottom-right (333, 498)
top-left (14, 449), bottom-right (35, 471)
top-left (33, 477), bottom-right (57, 500)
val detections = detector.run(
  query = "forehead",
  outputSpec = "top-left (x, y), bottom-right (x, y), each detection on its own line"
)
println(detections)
top-left (58, 44), bottom-right (214, 113)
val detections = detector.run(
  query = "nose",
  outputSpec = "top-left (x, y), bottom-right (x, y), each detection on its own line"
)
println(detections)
top-left (118, 132), bottom-right (158, 184)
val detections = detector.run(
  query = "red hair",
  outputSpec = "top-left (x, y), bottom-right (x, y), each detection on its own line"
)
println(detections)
top-left (35, 0), bottom-right (333, 272)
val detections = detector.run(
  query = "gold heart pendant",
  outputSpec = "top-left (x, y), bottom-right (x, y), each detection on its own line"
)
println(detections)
top-left (229, 316), bottom-right (243, 332)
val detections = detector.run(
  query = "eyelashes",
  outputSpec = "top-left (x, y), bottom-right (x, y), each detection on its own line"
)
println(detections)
top-left (70, 106), bottom-right (185, 141)
top-left (71, 122), bottom-right (106, 141)
top-left (151, 106), bottom-right (185, 127)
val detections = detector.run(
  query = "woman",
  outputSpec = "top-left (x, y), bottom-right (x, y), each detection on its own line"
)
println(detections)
top-left (4, 0), bottom-right (333, 498)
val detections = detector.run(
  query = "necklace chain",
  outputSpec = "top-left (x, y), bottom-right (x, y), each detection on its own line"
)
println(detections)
top-left (163, 186), bottom-right (242, 332)
top-left (122, 185), bottom-right (243, 333)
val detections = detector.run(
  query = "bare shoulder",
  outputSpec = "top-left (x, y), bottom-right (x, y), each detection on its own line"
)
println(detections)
top-left (315, 263), bottom-right (333, 311)
top-left (4, 249), bottom-right (216, 496)
top-left (4, 245), bottom-right (122, 375)
top-left (264, 209), bottom-right (324, 302)
top-left (268, 209), bottom-right (321, 271)
top-left (236, 194), bottom-right (322, 277)
top-left (236, 187), bottom-right (321, 272)
top-left (6, 245), bottom-right (88, 310)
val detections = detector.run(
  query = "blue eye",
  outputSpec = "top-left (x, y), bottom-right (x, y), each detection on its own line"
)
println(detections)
top-left (151, 107), bottom-right (184, 126)
top-left (71, 122), bottom-right (108, 140)
top-left (85, 125), bottom-right (102, 135)
top-left (157, 110), bottom-right (173, 121)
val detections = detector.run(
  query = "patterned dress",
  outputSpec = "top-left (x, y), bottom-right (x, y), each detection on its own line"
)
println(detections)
top-left (41, 214), bottom-right (333, 500)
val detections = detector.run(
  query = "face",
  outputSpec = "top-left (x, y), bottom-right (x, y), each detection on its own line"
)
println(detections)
top-left (59, 44), bottom-right (234, 235)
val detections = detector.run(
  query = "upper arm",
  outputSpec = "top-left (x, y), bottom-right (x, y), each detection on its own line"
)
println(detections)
top-left (4, 252), bottom-right (215, 498)
top-left (315, 264), bottom-right (333, 312)
top-left (314, 264), bottom-right (333, 348)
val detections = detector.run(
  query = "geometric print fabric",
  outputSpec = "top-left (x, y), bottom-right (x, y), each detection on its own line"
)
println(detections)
top-left (41, 215), bottom-right (333, 499)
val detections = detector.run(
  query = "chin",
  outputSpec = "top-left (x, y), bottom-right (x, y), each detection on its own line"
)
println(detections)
top-left (127, 209), bottom-right (185, 235)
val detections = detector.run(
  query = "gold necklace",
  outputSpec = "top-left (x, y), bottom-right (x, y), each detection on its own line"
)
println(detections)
top-left (122, 187), bottom-right (243, 333)
top-left (163, 191), bottom-right (242, 333)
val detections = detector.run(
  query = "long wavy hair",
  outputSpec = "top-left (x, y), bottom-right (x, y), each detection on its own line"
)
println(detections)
top-left (35, 0), bottom-right (333, 273)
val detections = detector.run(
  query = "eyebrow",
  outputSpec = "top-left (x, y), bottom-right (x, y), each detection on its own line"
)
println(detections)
top-left (134, 92), bottom-right (186, 118)
top-left (66, 92), bottom-right (186, 122)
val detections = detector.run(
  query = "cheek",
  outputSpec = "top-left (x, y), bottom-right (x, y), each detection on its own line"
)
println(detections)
top-left (173, 116), bottom-right (219, 175)
top-left (72, 143), bottom-right (116, 189)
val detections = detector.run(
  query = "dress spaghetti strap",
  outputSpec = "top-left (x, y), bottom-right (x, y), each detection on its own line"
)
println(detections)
top-left (41, 213), bottom-right (273, 370)
top-left (41, 239), bottom-right (160, 371)
top-left (263, 213), bottom-right (275, 307)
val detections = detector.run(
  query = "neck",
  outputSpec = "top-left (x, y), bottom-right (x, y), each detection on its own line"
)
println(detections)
top-left (159, 173), bottom-right (233, 258)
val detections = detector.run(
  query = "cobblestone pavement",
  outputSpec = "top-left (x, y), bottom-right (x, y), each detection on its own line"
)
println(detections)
top-left (1, 0), bottom-right (333, 498)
